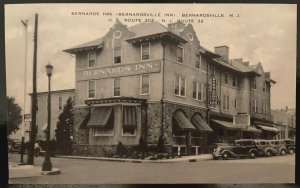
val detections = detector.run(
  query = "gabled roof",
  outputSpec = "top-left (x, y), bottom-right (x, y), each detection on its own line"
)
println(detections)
top-left (128, 22), bottom-right (169, 39)
top-left (231, 61), bottom-right (261, 76)
top-left (126, 21), bottom-right (187, 43)
top-left (63, 37), bottom-right (104, 54)
top-left (212, 58), bottom-right (240, 72)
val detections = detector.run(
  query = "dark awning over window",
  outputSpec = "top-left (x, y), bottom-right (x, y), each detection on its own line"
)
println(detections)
top-left (257, 125), bottom-right (280, 133)
top-left (123, 106), bottom-right (137, 128)
top-left (87, 107), bottom-right (113, 128)
top-left (79, 110), bottom-right (91, 129)
top-left (191, 114), bottom-right (213, 132)
top-left (211, 119), bottom-right (239, 130)
top-left (173, 111), bottom-right (196, 131)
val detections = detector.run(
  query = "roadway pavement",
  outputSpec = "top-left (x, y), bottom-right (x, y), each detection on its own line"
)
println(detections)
top-left (8, 153), bottom-right (295, 184)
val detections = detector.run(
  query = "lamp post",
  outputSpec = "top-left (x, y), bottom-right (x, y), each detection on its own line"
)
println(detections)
top-left (42, 63), bottom-right (53, 171)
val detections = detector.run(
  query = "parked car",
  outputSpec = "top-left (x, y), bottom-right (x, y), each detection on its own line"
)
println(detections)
top-left (281, 139), bottom-right (295, 154)
top-left (212, 139), bottom-right (259, 160)
top-left (8, 140), bottom-right (22, 154)
top-left (253, 139), bottom-right (277, 157)
top-left (270, 140), bottom-right (287, 155)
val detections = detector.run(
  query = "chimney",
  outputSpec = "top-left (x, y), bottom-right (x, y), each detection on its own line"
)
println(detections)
top-left (285, 106), bottom-right (288, 112)
top-left (168, 21), bottom-right (185, 32)
top-left (214, 46), bottom-right (229, 62)
top-left (231, 58), bottom-right (243, 63)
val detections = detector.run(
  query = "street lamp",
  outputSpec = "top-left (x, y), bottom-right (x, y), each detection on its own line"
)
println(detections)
top-left (42, 63), bottom-right (53, 171)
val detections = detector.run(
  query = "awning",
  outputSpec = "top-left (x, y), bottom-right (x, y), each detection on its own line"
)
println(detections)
top-left (211, 119), bottom-right (239, 130)
top-left (241, 126), bottom-right (262, 134)
top-left (87, 107), bottom-right (113, 128)
top-left (173, 111), bottom-right (196, 131)
top-left (79, 110), bottom-right (91, 129)
top-left (191, 114), bottom-right (213, 132)
top-left (123, 106), bottom-right (137, 128)
top-left (257, 125), bottom-right (280, 133)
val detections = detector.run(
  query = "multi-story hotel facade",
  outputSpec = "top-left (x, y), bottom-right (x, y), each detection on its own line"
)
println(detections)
top-left (64, 21), bottom-right (277, 156)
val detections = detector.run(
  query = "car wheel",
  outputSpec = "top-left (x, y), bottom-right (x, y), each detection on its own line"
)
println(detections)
top-left (280, 149), bottom-right (286, 156)
top-left (265, 150), bottom-right (272, 157)
top-left (222, 152), bottom-right (229, 160)
top-left (249, 152), bottom-right (256, 159)
top-left (289, 149), bottom-right (294, 154)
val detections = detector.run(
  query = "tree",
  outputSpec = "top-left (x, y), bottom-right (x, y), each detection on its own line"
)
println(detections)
top-left (55, 97), bottom-right (74, 154)
top-left (7, 97), bottom-right (22, 135)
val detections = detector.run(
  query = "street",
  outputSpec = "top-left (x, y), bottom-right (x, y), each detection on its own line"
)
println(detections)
top-left (9, 154), bottom-right (295, 184)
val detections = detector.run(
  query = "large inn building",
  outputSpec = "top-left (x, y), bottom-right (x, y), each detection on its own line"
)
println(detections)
top-left (64, 21), bottom-right (278, 156)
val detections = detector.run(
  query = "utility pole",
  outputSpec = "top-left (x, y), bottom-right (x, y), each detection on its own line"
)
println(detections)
top-left (20, 19), bottom-right (28, 165)
top-left (27, 14), bottom-right (38, 165)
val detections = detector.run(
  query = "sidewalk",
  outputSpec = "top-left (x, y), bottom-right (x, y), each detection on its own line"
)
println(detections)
top-left (55, 154), bottom-right (212, 163)
top-left (9, 162), bottom-right (42, 179)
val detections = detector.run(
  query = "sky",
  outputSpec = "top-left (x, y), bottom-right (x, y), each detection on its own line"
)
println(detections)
top-left (4, 3), bottom-right (297, 114)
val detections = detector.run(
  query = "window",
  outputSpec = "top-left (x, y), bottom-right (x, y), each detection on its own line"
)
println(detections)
top-left (174, 75), bottom-right (186, 96)
top-left (141, 43), bottom-right (150, 60)
top-left (88, 52), bottom-right (96, 68)
top-left (59, 96), bottom-right (62, 110)
top-left (195, 55), bottom-right (202, 69)
top-left (253, 100), bottom-right (258, 113)
top-left (253, 79), bottom-right (256, 89)
top-left (192, 82), bottom-right (203, 100)
top-left (114, 78), bottom-right (121, 96)
top-left (93, 108), bottom-right (114, 136)
top-left (113, 47), bottom-right (121, 64)
top-left (141, 74), bottom-right (150, 94)
top-left (88, 81), bottom-right (95, 98)
top-left (225, 72), bottom-right (229, 84)
top-left (235, 99), bottom-right (237, 109)
top-left (232, 76), bottom-right (236, 87)
top-left (263, 82), bottom-right (267, 92)
top-left (177, 45), bottom-right (184, 62)
top-left (210, 66), bottom-right (215, 77)
top-left (122, 106), bottom-right (137, 136)
top-left (262, 102), bottom-right (268, 115)
top-left (223, 95), bottom-right (230, 111)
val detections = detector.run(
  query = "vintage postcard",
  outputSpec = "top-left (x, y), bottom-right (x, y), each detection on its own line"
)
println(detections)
top-left (5, 3), bottom-right (296, 184)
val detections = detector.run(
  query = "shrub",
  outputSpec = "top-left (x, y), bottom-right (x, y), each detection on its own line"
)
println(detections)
top-left (116, 141), bottom-right (127, 156)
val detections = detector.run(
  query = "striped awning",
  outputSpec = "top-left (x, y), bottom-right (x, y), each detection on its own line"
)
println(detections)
top-left (257, 125), bottom-right (280, 133)
top-left (241, 126), bottom-right (262, 134)
top-left (173, 111), bottom-right (196, 131)
top-left (211, 119), bottom-right (239, 130)
top-left (87, 107), bottom-right (113, 128)
top-left (191, 114), bottom-right (213, 132)
top-left (123, 106), bottom-right (137, 128)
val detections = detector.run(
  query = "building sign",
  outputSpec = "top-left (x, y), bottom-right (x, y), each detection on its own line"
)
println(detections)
top-left (209, 76), bottom-right (220, 106)
top-left (77, 60), bottom-right (161, 81)
top-left (233, 114), bottom-right (250, 127)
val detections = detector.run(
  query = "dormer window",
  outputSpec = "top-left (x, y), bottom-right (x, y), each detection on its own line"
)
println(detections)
top-left (114, 47), bottom-right (121, 64)
top-left (263, 82), bottom-right (267, 92)
top-left (177, 45), bottom-right (184, 63)
top-left (141, 43), bottom-right (150, 60)
top-left (88, 52), bottom-right (96, 68)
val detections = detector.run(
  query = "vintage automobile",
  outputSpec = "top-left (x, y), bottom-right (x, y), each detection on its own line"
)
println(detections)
top-left (270, 140), bottom-right (287, 155)
top-left (212, 139), bottom-right (259, 160)
top-left (8, 140), bottom-right (22, 154)
top-left (253, 139), bottom-right (278, 157)
top-left (282, 139), bottom-right (295, 154)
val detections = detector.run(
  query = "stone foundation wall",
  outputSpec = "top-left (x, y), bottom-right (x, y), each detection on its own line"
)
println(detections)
top-left (72, 144), bottom-right (117, 157)
top-left (73, 107), bottom-right (89, 144)
top-left (147, 103), bottom-right (162, 145)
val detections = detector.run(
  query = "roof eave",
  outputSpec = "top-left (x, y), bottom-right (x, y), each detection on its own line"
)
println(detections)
top-left (126, 31), bottom-right (188, 44)
top-left (63, 44), bottom-right (104, 54)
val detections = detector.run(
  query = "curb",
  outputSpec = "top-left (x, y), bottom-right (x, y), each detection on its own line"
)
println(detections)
top-left (54, 155), bottom-right (212, 163)
top-left (41, 168), bottom-right (61, 175)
